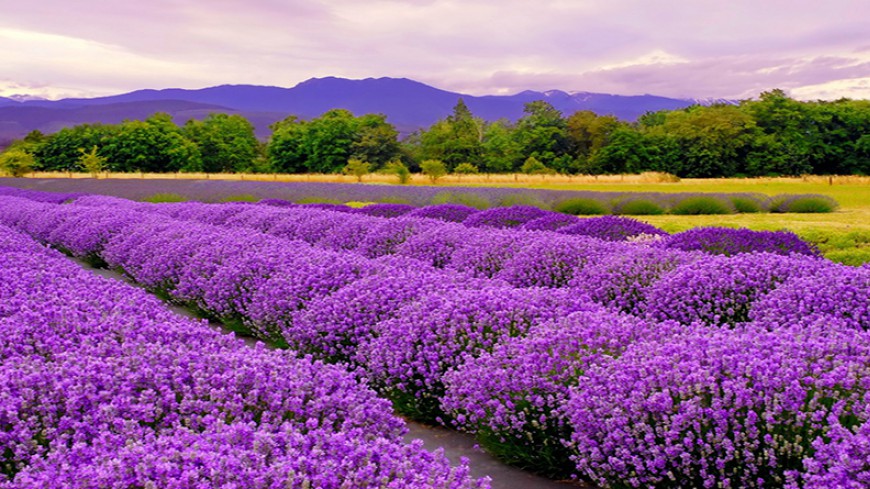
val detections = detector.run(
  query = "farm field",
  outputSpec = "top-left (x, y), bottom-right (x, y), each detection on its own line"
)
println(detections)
top-left (4, 174), bottom-right (870, 265)
top-left (0, 186), bottom-right (868, 488)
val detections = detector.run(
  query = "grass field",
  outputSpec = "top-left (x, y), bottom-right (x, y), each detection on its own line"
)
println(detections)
top-left (20, 171), bottom-right (870, 265)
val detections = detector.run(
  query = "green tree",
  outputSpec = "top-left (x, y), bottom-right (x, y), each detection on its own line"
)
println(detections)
top-left (78, 146), bottom-right (106, 178)
top-left (513, 101), bottom-right (570, 170)
top-left (0, 149), bottom-right (37, 177)
top-left (420, 159), bottom-right (448, 183)
top-left (453, 162), bottom-right (479, 175)
top-left (102, 113), bottom-right (201, 173)
top-left (269, 110), bottom-right (401, 174)
top-left (418, 99), bottom-right (484, 170)
top-left (566, 110), bottom-right (623, 162)
top-left (480, 120), bottom-right (519, 172)
top-left (184, 113), bottom-right (259, 173)
top-left (520, 156), bottom-right (555, 175)
top-left (351, 114), bottom-right (401, 169)
top-left (385, 159), bottom-right (411, 184)
top-left (34, 124), bottom-right (114, 172)
top-left (343, 158), bottom-right (371, 182)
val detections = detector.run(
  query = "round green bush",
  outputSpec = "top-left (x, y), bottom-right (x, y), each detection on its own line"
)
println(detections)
top-left (615, 199), bottom-right (666, 216)
top-left (554, 198), bottom-right (609, 216)
top-left (670, 196), bottom-right (733, 215)
top-left (773, 195), bottom-right (839, 213)
top-left (730, 196), bottom-right (764, 213)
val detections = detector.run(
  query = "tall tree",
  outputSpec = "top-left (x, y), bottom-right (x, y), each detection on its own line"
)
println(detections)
top-left (184, 114), bottom-right (259, 173)
top-left (513, 100), bottom-right (570, 170)
top-left (102, 113), bottom-right (201, 173)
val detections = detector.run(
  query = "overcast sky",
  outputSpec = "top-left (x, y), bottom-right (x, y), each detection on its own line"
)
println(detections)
top-left (2, 0), bottom-right (868, 101)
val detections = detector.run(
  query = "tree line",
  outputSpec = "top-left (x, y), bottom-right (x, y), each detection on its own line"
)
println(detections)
top-left (2, 89), bottom-right (869, 178)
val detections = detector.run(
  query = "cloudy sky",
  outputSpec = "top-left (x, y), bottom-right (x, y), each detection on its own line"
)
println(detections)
top-left (2, 0), bottom-right (868, 101)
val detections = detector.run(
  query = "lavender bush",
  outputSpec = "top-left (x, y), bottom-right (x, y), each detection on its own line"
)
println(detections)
top-left (662, 227), bottom-right (820, 257)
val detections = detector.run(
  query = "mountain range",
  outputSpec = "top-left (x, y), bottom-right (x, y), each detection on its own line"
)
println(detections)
top-left (0, 77), bottom-right (726, 143)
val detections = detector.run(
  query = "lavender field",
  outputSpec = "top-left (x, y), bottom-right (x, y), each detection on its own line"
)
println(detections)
top-left (0, 187), bottom-right (868, 488)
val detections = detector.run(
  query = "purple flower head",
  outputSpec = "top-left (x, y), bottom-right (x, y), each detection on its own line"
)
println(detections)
top-left (462, 206), bottom-right (549, 229)
top-left (406, 204), bottom-right (480, 222)
top-left (643, 252), bottom-right (828, 327)
top-left (353, 202), bottom-right (416, 218)
top-left (519, 213), bottom-right (581, 232)
top-left (361, 286), bottom-right (596, 423)
top-left (558, 215), bottom-right (668, 242)
top-left (662, 227), bottom-right (821, 257)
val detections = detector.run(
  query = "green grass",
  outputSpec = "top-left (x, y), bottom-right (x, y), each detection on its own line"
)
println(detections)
top-left (142, 192), bottom-right (187, 203)
top-left (670, 196), bottom-right (734, 215)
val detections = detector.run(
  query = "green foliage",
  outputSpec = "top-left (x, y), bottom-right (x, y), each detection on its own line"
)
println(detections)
top-left (730, 196), bottom-right (764, 213)
top-left (453, 162), bottom-right (479, 175)
top-left (431, 191), bottom-right (491, 209)
top-left (420, 159), bottom-right (448, 183)
top-left (513, 101), bottom-right (570, 169)
top-left (384, 160), bottom-right (411, 184)
top-left (343, 158), bottom-right (371, 182)
top-left (496, 193), bottom-right (550, 209)
top-left (0, 149), bottom-right (37, 177)
top-left (143, 193), bottom-right (187, 203)
top-left (616, 199), bottom-right (666, 215)
top-left (670, 196), bottom-right (734, 215)
top-left (769, 195), bottom-right (839, 213)
top-left (77, 146), bottom-right (106, 178)
top-left (102, 114), bottom-right (202, 173)
top-left (183, 114), bottom-right (259, 173)
top-left (417, 99), bottom-right (483, 170)
top-left (520, 156), bottom-right (555, 175)
top-left (554, 198), bottom-right (609, 215)
top-left (269, 110), bottom-right (401, 174)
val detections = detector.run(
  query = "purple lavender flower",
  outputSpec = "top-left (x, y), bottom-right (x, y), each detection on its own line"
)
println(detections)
top-left (406, 204), bottom-right (480, 223)
top-left (662, 227), bottom-right (820, 257)
top-left (643, 252), bottom-right (828, 327)
top-left (558, 216), bottom-right (668, 242)
top-left (354, 202), bottom-right (416, 218)
top-left (462, 206), bottom-right (550, 229)
top-left (361, 287), bottom-right (596, 423)
top-left (519, 213), bottom-right (581, 232)
top-left (564, 325), bottom-right (870, 488)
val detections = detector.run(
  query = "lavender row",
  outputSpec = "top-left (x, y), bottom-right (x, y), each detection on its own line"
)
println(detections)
top-left (0, 177), bottom-right (837, 214)
top-left (0, 223), bottom-right (489, 488)
top-left (2, 195), bottom-right (867, 486)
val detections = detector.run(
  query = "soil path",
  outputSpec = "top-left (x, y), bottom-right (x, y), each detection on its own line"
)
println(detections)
top-left (80, 262), bottom-right (589, 488)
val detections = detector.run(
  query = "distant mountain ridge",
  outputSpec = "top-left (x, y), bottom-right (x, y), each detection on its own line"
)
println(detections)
top-left (0, 77), bottom-right (728, 143)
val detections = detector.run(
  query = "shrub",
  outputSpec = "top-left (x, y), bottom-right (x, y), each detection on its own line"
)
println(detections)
top-left (730, 195), bottom-right (765, 213)
top-left (670, 195), bottom-right (734, 215)
top-left (353, 203), bottom-right (416, 218)
top-left (558, 216), bottom-right (667, 242)
top-left (420, 159), bottom-right (448, 183)
top-left (662, 227), bottom-right (821, 257)
top-left (431, 191), bottom-right (491, 209)
top-left (385, 160), bottom-right (411, 184)
top-left (769, 194), bottom-right (839, 213)
top-left (143, 193), bottom-right (187, 203)
top-left (453, 162), bottom-right (479, 175)
top-left (565, 326), bottom-right (870, 488)
top-left (406, 204), bottom-right (479, 223)
top-left (342, 158), bottom-right (371, 182)
top-left (520, 156), bottom-right (555, 175)
top-left (613, 198), bottom-right (666, 215)
top-left (462, 206), bottom-right (549, 229)
top-left (0, 149), bottom-right (37, 177)
top-left (553, 198), bottom-right (609, 216)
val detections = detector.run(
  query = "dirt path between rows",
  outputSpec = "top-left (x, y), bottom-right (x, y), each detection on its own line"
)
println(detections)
top-left (80, 262), bottom-right (589, 488)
